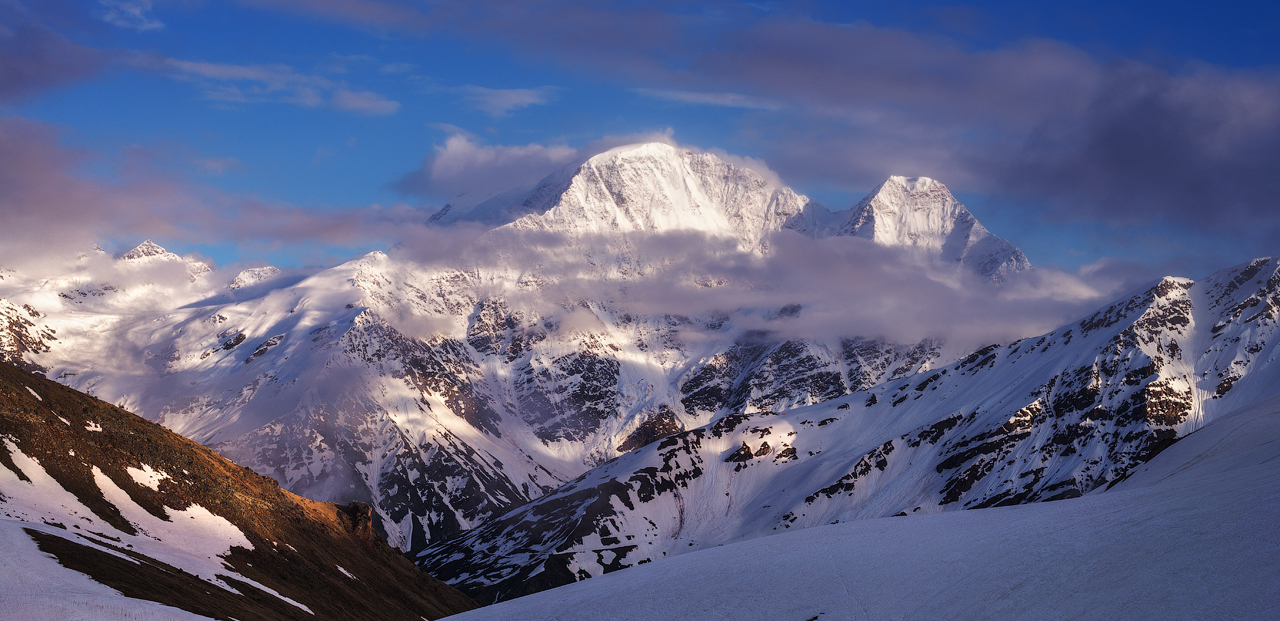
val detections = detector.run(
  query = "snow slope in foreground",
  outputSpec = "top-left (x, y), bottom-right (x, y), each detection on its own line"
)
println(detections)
top-left (449, 396), bottom-right (1280, 620)
top-left (0, 520), bottom-right (211, 621)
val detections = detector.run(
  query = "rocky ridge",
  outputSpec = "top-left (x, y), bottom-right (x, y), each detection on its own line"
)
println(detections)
top-left (419, 257), bottom-right (1280, 602)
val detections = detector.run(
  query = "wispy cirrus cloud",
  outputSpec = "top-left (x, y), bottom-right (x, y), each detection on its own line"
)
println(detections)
top-left (155, 58), bottom-right (400, 115)
top-left (235, 0), bottom-right (433, 32)
top-left (98, 0), bottom-right (164, 31)
top-left (634, 88), bottom-right (781, 111)
top-left (379, 62), bottom-right (414, 74)
top-left (332, 88), bottom-right (400, 115)
top-left (454, 85), bottom-right (557, 117)
top-left (195, 156), bottom-right (242, 175)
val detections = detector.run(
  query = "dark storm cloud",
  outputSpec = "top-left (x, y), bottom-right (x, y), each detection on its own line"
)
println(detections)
top-left (0, 13), bottom-right (107, 102)
top-left (990, 63), bottom-right (1280, 229)
top-left (700, 20), bottom-right (1100, 126)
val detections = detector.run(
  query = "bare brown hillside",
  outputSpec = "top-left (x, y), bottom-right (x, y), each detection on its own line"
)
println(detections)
top-left (0, 361), bottom-right (478, 620)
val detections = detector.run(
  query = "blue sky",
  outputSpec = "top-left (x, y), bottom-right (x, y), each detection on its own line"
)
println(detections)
top-left (3, 0), bottom-right (1279, 278)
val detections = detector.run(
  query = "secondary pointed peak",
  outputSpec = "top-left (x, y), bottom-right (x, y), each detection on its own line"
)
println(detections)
top-left (119, 240), bottom-right (171, 261)
top-left (837, 175), bottom-right (1030, 281)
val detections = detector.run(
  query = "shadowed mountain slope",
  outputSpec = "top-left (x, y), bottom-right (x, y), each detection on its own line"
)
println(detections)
top-left (0, 362), bottom-right (478, 620)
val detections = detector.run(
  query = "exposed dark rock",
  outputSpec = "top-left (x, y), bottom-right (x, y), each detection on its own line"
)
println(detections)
top-left (617, 405), bottom-right (684, 453)
top-left (725, 442), bottom-right (754, 462)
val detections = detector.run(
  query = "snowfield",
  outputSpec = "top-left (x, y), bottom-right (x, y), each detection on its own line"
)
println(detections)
top-left (450, 395), bottom-right (1280, 620)
top-left (0, 520), bottom-right (211, 621)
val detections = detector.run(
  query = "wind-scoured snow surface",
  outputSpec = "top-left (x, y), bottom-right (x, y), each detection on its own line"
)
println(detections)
top-left (0, 143), bottom-right (1042, 560)
top-left (439, 395), bottom-right (1280, 620)
top-left (0, 519), bottom-right (211, 621)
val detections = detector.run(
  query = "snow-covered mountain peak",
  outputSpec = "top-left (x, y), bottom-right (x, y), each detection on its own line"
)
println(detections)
top-left (229, 266), bottom-right (281, 290)
top-left (504, 142), bottom-right (814, 254)
top-left (838, 176), bottom-right (1031, 281)
top-left (119, 240), bottom-right (174, 261)
top-left (884, 174), bottom-right (943, 194)
top-left (839, 175), bottom-right (965, 246)
top-left (117, 240), bottom-right (211, 281)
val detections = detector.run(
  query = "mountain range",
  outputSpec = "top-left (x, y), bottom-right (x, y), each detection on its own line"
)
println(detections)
top-left (1, 142), bottom-right (1274, 610)
top-left (0, 144), bottom-right (1030, 557)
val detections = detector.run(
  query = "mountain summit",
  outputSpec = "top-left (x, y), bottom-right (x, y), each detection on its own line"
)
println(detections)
top-left (119, 240), bottom-right (173, 261)
top-left (837, 176), bottom-right (1030, 280)
top-left (506, 143), bottom-right (814, 254)
top-left (118, 239), bottom-right (212, 281)
top-left (434, 144), bottom-right (1029, 280)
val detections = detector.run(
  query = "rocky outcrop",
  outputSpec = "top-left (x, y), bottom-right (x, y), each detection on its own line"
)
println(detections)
top-left (418, 259), bottom-right (1280, 603)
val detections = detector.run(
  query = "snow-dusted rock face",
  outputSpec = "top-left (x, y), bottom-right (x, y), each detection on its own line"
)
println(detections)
top-left (118, 239), bottom-right (173, 261)
top-left (0, 144), bottom-right (1030, 560)
top-left (119, 240), bottom-right (212, 282)
top-left (230, 266), bottom-right (281, 290)
top-left (837, 176), bottom-right (1031, 281)
top-left (0, 299), bottom-right (55, 374)
top-left (420, 258), bottom-right (1280, 602)
top-left (446, 394), bottom-right (1280, 621)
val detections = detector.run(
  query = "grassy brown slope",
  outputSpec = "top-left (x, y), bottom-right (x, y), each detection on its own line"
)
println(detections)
top-left (0, 361), bottom-right (478, 620)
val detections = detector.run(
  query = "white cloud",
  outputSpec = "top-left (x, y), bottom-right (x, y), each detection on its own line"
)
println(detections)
top-left (195, 156), bottom-right (241, 175)
top-left (395, 134), bottom-right (577, 204)
top-left (394, 128), bottom-right (682, 207)
top-left (389, 226), bottom-right (1135, 354)
top-left (333, 89), bottom-right (400, 115)
top-left (380, 62), bottom-right (415, 74)
top-left (160, 58), bottom-right (399, 115)
top-left (98, 0), bottom-right (163, 32)
top-left (634, 88), bottom-right (782, 111)
top-left (454, 85), bottom-right (557, 117)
